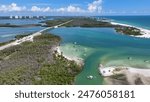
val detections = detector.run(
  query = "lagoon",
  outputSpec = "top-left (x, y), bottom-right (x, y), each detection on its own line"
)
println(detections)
top-left (1, 16), bottom-right (150, 85)
top-left (49, 27), bottom-right (150, 85)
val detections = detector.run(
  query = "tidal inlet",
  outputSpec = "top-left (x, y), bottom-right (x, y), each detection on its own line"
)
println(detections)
top-left (0, 0), bottom-right (150, 85)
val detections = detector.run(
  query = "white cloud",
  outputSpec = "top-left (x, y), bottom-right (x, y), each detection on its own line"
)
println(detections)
top-left (67, 5), bottom-right (83, 12)
top-left (56, 8), bottom-right (66, 12)
top-left (88, 0), bottom-right (102, 12)
top-left (0, 1), bottom-right (103, 15)
top-left (0, 3), bottom-right (26, 12)
top-left (43, 7), bottom-right (51, 12)
top-left (31, 6), bottom-right (51, 12)
top-left (56, 5), bottom-right (84, 13)
top-left (0, 3), bottom-right (51, 12)
top-left (31, 6), bottom-right (41, 12)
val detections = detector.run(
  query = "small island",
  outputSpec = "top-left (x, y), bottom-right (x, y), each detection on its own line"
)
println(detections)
top-left (0, 17), bottom-right (150, 85)
top-left (0, 17), bottom-right (147, 37)
top-left (115, 26), bottom-right (142, 36)
top-left (44, 17), bottom-right (146, 37)
top-left (0, 23), bottom-right (42, 28)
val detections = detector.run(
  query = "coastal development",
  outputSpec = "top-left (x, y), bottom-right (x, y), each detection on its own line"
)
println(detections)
top-left (1, 17), bottom-right (150, 85)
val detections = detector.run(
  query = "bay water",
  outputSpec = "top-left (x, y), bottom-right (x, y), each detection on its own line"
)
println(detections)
top-left (1, 16), bottom-right (150, 85)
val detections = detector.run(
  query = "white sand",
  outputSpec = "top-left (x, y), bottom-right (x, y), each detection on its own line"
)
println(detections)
top-left (55, 46), bottom-right (84, 66)
top-left (111, 22), bottom-right (150, 38)
top-left (100, 66), bottom-right (150, 84)
top-left (0, 32), bottom-right (42, 51)
top-left (99, 65), bottom-right (150, 77)
top-left (127, 67), bottom-right (150, 77)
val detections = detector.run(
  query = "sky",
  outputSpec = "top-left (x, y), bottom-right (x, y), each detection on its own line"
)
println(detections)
top-left (0, 0), bottom-right (150, 16)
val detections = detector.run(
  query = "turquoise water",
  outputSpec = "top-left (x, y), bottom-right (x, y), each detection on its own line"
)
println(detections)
top-left (0, 27), bottom-right (44, 42)
top-left (1, 16), bottom-right (150, 85)
top-left (0, 19), bottom-right (44, 42)
top-left (104, 16), bottom-right (150, 29)
top-left (49, 27), bottom-right (150, 85)
top-left (0, 19), bottom-right (42, 25)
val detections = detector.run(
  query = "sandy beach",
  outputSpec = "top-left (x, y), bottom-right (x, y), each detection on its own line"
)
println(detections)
top-left (0, 32), bottom-right (41, 51)
top-left (99, 66), bottom-right (150, 85)
top-left (111, 21), bottom-right (150, 38)
top-left (54, 46), bottom-right (84, 66)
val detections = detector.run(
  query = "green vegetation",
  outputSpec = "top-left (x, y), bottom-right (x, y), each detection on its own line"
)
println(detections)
top-left (0, 24), bottom-right (41, 28)
top-left (0, 67), bottom-right (28, 85)
top-left (45, 17), bottom-right (143, 36)
top-left (0, 33), bottom-right (31, 47)
top-left (45, 17), bottom-right (115, 27)
top-left (111, 74), bottom-right (126, 80)
top-left (0, 40), bottom-right (14, 47)
top-left (33, 54), bottom-right (81, 85)
top-left (0, 24), bottom-right (19, 27)
top-left (64, 18), bottom-right (114, 27)
top-left (115, 26), bottom-right (142, 35)
top-left (15, 34), bottom-right (31, 39)
top-left (44, 19), bottom-right (71, 27)
top-left (0, 33), bottom-right (82, 85)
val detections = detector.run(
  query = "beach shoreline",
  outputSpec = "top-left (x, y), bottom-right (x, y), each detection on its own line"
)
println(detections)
top-left (99, 65), bottom-right (150, 85)
top-left (54, 46), bottom-right (84, 66)
top-left (111, 21), bottom-right (150, 38)
top-left (0, 32), bottom-right (40, 51)
top-left (0, 20), bottom-right (73, 51)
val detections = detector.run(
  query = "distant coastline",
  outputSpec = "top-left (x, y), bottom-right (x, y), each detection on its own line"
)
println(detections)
top-left (0, 24), bottom-right (41, 28)
top-left (111, 21), bottom-right (150, 38)
top-left (1, 17), bottom-right (150, 85)
top-left (44, 17), bottom-right (150, 38)
top-left (1, 17), bottom-right (150, 38)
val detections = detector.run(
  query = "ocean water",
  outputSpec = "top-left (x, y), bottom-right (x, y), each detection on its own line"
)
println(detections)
top-left (0, 27), bottom-right (44, 42)
top-left (1, 16), bottom-right (150, 85)
top-left (0, 19), bottom-right (42, 25)
top-left (0, 19), bottom-right (44, 42)
top-left (49, 27), bottom-right (150, 85)
top-left (104, 16), bottom-right (150, 29)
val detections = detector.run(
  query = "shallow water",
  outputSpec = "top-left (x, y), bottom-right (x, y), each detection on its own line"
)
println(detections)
top-left (0, 19), bottom-right (45, 42)
top-left (104, 16), bottom-right (150, 30)
top-left (49, 27), bottom-right (150, 85)
top-left (0, 17), bottom-right (150, 85)
top-left (0, 27), bottom-right (44, 42)
top-left (0, 19), bottom-right (42, 25)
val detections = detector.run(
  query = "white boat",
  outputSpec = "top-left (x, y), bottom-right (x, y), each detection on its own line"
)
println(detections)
top-left (54, 26), bottom-right (58, 28)
top-left (87, 75), bottom-right (94, 79)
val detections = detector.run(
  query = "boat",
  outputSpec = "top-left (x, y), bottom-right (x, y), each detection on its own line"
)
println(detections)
top-left (87, 75), bottom-right (93, 79)
top-left (54, 26), bottom-right (58, 28)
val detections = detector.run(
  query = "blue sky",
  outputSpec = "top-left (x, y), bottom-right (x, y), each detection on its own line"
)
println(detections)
top-left (0, 0), bottom-right (150, 16)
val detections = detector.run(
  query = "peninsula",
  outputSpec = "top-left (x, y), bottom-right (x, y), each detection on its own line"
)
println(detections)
top-left (1, 17), bottom-right (150, 85)
top-left (44, 17), bottom-right (150, 38)
top-left (0, 20), bottom-right (84, 85)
